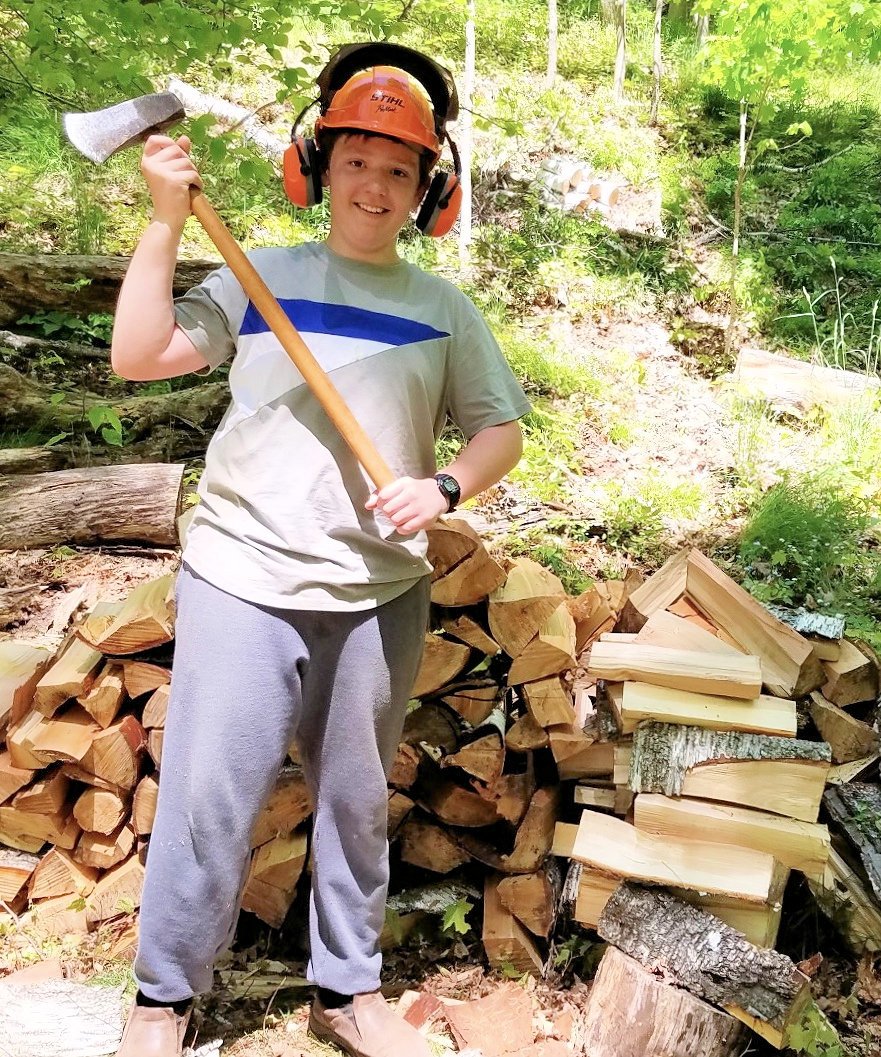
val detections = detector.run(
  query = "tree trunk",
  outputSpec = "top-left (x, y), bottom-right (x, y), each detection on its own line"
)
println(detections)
top-left (613, 0), bottom-right (627, 104)
top-left (458, 0), bottom-right (476, 269)
top-left (0, 447), bottom-right (66, 474)
top-left (0, 253), bottom-right (215, 327)
top-left (1, 330), bottom-right (107, 366)
top-left (583, 945), bottom-right (744, 1057)
top-left (546, 0), bottom-right (558, 88)
top-left (0, 464), bottom-right (185, 548)
top-left (650, 0), bottom-right (663, 125)
top-left (597, 884), bottom-right (811, 1044)
top-left (0, 978), bottom-right (124, 1057)
top-left (723, 100), bottom-right (748, 360)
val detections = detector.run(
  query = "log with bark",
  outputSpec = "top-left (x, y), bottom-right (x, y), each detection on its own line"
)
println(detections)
top-left (597, 884), bottom-right (812, 1048)
top-left (0, 252), bottom-right (215, 326)
top-left (822, 784), bottom-right (881, 901)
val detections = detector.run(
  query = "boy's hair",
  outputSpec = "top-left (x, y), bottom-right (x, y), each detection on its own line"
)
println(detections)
top-left (318, 129), bottom-right (435, 191)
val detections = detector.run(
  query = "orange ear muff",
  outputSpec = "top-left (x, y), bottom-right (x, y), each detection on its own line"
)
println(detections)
top-left (283, 136), bottom-right (323, 208)
top-left (415, 171), bottom-right (462, 237)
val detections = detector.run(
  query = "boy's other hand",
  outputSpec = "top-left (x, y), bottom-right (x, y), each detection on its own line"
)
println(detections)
top-left (141, 134), bottom-right (202, 231)
top-left (365, 476), bottom-right (448, 535)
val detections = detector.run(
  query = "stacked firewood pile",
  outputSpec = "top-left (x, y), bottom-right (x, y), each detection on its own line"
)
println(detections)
top-left (0, 519), bottom-right (600, 962)
top-left (2, 529), bottom-right (880, 1055)
top-left (535, 158), bottom-right (626, 217)
top-left (550, 547), bottom-right (881, 1056)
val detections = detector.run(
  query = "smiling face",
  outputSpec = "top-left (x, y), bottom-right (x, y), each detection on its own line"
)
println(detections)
top-left (324, 133), bottom-right (427, 265)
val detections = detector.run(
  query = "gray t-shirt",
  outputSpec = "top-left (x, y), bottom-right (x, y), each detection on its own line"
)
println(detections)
top-left (174, 242), bottom-right (531, 611)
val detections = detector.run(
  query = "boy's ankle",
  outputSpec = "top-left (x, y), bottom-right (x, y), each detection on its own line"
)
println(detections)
top-left (135, 990), bottom-right (192, 1016)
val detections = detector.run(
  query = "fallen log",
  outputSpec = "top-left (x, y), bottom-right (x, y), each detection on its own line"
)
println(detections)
top-left (0, 464), bottom-right (185, 549)
top-left (0, 363), bottom-right (228, 441)
top-left (597, 884), bottom-right (811, 1048)
top-left (733, 346), bottom-right (880, 415)
top-left (822, 784), bottom-right (881, 901)
top-left (582, 945), bottom-right (744, 1057)
top-left (0, 252), bottom-right (215, 326)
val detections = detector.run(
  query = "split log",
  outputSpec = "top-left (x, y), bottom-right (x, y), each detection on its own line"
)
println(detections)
top-left (426, 519), bottom-right (480, 579)
top-left (399, 816), bottom-right (470, 873)
top-left (826, 752), bottom-right (880, 786)
top-left (597, 884), bottom-right (812, 1047)
top-left (0, 251), bottom-right (214, 325)
top-left (72, 787), bottom-right (129, 835)
top-left (79, 715), bottom-right (146, 789)
top-left (521, 676), bottom-right (575, 728)
top-left (241, 829), bottom-right (309, 927)
top-left (442, 730), bottom-right (505, 784)
top-left (0, 463), bottom-right (186, 550)
top-left (411, 635), bottom-right (472, 698)
top-left (132, 774), bottom-right (159, 837)
top-left (77, 574), bottom-right (175, 655)
top-left (572, 809), bottom-right (781, 902)
top-left (441, 683), bottom-right (499, 726)
top-left (8, 706), bottom-right (100, 769)
top-left (634, 609), bottom-right (742, 654)
top-left (629, 722), bottom-right (831, 822)
top-left (765, 605), bottom-right (845, 643)
top-left (85, 855), bottom-right (145, 924)
top-left (505, 711), bottom-right (549, 752)
top-left (389, 743), bottom-right (421, 789)
top-left (439, 611), bottom-right (500, 655)
top-left (432, 547), bottom-right (507, 606)
top-left (0, 750), bottom-right (36, 804)
top-left (633, 794), bottom-right (830, 879)
top-left (497, 869), bottom-right (556, 937)
top-left (587, 641), bottom-right (763, 700)
top-left (808, 847), bottom-right (881, 954)
top-left (808, 692), bottom-right (878, 763)
top-left (482, 873), bottom-right (544, 974)
top-left (32, 637), bottom-right (102, 718)
top-left (474, 767), bottom-right (536, 828)
top-left (12, 768), bottom-right (69, 815)
top-left (618, 548), bottom-right (690, 633)
top-left (401, 701), bottom-right (460, 753)
top-left (251, 766), bottom-right (312, 847)
top-left (549, 730), bottom-right (612, 781)
top-left (0, 803), bottom-right (79, 852)
top-left (823, 784), bottom-right (881, 901)
top-left (821, 640), bottom-right (879, 707)
top-left (77, 663), bottom-right (125, 728)
top-left (387, 790), bottom-right (414, 836)
top-left (454, 786), bottom-right (559, 874)
top-left (425, 777), bottom-right (500, 827)
top-left (610, 680), bottom-right (797, 737)
top-left (27, 895), bottom-right (90, 938)
top-left (566, 585), bottom-right (616, 653)
top-left (573, 784), bottom-right (617, 811)
top-left (582, 946), bottom-right (744, 1057)
top-left (74, 822), bottom-right (134, 870)
top-left (141, 684), bottom-right (170, 729)
top-left (684, 549), bottom-right (823, 698)
top-left (28, 848), bottom-right (97, 901)
top-left (507, 602), bottom-right (576, 684)
top-left (122, 661), bottom-right (171, 700)
top-left (0, 642), bottom-right (52, 729)
top-left (0, 848), bottom-right (40, 903)
top-left (147, 729), bottom-right (163, 768)
top-left (443, 980), bottom-right (536, 1053)
top-left (488, 558), bottom-right (566, 658)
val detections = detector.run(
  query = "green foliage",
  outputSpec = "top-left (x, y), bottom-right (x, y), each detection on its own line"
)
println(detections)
top-left (788, 1000), bottom-right (846, 1057)
top-left (738, 472), bottom-right (872, 608)
top-left (503, 525), bottom-right (592, 595)
top-left (510, 403), bottom-right (582, 503)
top-left (17, 310), bottom-right (114, 346)
top-left (553, 933), bottom-right (605, 979)
top-left (441, 899), bottom-right (474, 937)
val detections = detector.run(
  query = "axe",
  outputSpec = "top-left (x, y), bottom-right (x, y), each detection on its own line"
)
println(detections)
top-left (64, 92), bottom-right (395, 490)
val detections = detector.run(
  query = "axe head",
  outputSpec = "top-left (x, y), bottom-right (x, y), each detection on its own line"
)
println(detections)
top-left (63, 92), bottom-right (186, 164)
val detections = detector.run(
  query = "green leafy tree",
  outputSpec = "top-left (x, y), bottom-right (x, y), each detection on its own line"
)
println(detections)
top-left (0, 0), bottom-right (389, 109)
top-left (694, 0), bottom-right (881, 353)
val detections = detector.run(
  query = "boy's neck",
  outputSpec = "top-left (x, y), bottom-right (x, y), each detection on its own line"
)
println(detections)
top-left (325, 231), bottom-right (401, 267)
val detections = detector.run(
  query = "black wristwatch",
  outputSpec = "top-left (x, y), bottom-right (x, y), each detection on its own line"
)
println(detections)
top-left (434, 473), bottom-right (461, 512)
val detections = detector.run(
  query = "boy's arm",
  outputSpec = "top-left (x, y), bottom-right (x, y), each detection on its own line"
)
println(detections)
top-left (365, 420), bottom-right (524, 535)
top-left (111, 134), bottom-right (209, 381)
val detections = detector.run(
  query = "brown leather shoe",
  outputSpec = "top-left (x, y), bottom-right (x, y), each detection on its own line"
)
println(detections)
top-left (309, 991), bottom-right (432, 1057)
top-left (115, 1001), bottom-right (191, 1057)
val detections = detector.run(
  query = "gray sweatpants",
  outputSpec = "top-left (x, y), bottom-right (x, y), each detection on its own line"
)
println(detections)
top-left (134, 564), bottom-right (430, 1003)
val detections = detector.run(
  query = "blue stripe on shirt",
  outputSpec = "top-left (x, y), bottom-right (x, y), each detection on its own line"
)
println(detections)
top-left (240, 299), bottom-right (449, 346)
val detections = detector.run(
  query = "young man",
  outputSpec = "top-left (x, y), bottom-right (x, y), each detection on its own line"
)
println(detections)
top-left (111, 52), bottom-right (530, 1057)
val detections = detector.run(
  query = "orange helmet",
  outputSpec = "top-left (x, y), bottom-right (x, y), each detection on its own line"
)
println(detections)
top-left (315, 66), bottom-right (442, 162)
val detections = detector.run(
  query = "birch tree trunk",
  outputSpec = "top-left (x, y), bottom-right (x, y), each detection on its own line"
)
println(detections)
top-left (546, 0), bottom-right (558, 88)
top-left (613, 0), bottom-right (627, 104)
top-left (458, 0), bottom-right (476, 269)
top-left (723, 100), bottom-right (748, 360)
top-left (650, 0), bottom-right (663, 125)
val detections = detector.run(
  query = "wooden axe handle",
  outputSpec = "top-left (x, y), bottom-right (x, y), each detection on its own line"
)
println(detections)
top-left (189, 188), bottom-right (395, 490)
